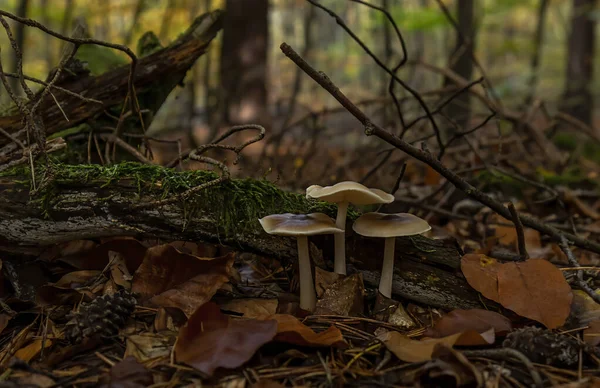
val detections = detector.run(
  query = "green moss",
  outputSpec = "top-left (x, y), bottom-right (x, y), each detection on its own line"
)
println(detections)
top-left (536, 166), bottom-right (597, 187)
top-left (3, 161), bottom-right (359, 238)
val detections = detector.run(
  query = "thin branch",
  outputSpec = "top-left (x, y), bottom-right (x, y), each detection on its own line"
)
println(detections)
top-left (508, 203), bottom-right (529, 260)
top-left (279, 42), bottom-right (600, 255)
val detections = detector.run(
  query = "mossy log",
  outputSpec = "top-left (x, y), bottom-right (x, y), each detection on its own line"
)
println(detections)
top-left (0, 11), bottom-right (223, 148)
top-left (0, 162), bottom-right (485, 310)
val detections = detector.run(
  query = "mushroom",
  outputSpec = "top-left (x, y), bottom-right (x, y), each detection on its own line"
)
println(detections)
top-left (259, 213), bottom-right (343, 312)
top-left (306, 182), bottom-right (394, 275)
top-left (352, 212), bottom-right (431, 298)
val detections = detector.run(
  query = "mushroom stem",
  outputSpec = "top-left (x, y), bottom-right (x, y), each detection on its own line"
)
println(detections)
top-left (297, 235), bottom-right (316, 311)
top-left (333, 201), bottom-right (349, 275)
top-left (379, 237), bottom-right (396, 298)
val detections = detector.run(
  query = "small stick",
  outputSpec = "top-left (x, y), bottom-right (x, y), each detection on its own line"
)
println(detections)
top-left (508, 202), bottom-right (529, 260)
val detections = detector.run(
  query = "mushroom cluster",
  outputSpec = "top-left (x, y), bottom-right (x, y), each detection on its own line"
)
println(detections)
top-left (259, 181), bottom-right (432, 312)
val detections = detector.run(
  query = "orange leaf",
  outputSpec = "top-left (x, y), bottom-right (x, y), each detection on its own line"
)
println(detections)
top-left (269, 314), bottom-right (347, 348)
top-left (176, 302), bottom-right (277, 376)
top-left (497, 259), bottom-right (572, 329)
top-left (460, 254), bottom-right (501, 301)
top-left (462, 255), bottom-right (572, 329)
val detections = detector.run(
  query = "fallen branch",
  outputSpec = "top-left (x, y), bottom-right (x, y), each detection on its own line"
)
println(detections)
top-left (0, 164), bottom-right (481, 310)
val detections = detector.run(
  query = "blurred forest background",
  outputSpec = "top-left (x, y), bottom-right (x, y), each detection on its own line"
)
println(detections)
top-left (0, 0), bottom-right (598, 192)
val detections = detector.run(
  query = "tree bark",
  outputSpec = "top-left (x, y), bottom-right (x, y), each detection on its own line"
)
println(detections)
top-left (444, 0), bottom-right (475, 132)
top-left (561, 0), bottom-right (597, 125)
top-left (0, 11), bottom-right (224, 148)
top-left (7, 0), bottom-right (30, 99)
top-left (525, 0), bottom-right (549, 105)
top-left (219, 0), bottom-right (270, 127)
top-left (0, 169), bottom-right (482, 310)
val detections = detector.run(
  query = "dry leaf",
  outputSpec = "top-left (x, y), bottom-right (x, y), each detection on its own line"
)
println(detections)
top-left (150, 262), bottom-right (232, 316)
top-left (424, 309), bottom-right (511, 345)
top-left (462, 254), bottom-right (572, 329)
top-left (59, 237), bottom-right (146, 273)
top-left (132, 245), bottom-right (233, 298)
top-left (584, 320), bottom-right (600, 346)
top-left (108, 251), bottom-right (133, 289)
top-left (269, 314), bottom-right (347, 348)
top-left (176, 302), bottom-right (277, 376)
top-left (314, 273), bottom-right (364, 316)
top-left (14, 339), bottom-right (53, 362)
top-left (106, 356), bottom-right (153, 387)
top-left (219, 299), bottom-right (278, 319)
top-left (125, 333), bottom-right (174, 362)
top-left (378, 330), bottom-right (462, 363)
top-left (314, 267), bottom-right (342, 298)
top-left (460, 254), bottom-right (501, 301)
top-left (497, 259), bottom-right (572, 329)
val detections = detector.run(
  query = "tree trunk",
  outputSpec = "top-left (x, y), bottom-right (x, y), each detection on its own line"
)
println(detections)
top-left (7, 0), bottom-right (29, 99)
top-left (219, 0), bottom-right (270, 127)
top-left (444, 0), bottom-right (475, 132)
top-left (525, 0), bottom-right (549, 105)
top-left (124, 0), bottom-right (146, 47)
top-left (561, 0), bottom-right (597, 125)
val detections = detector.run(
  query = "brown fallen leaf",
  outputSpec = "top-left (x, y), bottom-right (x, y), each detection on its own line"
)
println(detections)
top-left (14, 339), bottom-right (53, 362)
top-left (497, 259), bottom-right (572, 329)
top-left (0, 314), bottom-right (11, 336)
top-left (462, 254), bottom-right (572, 329)
top-left (424, 309), bottom-right (511, 345)
top-left (583, 320), bottom-right (600, 346)
top-left (108, 251), bottom-right (133, 289)
top-left (414, 344), bottom-right (483, 387)
top-left (149, 254), bottom-right (234, 316)
top-left (378, 330), bottom-right (462, 363)
top-left (125, 332), bottom-right (174, 362)
top-left (219, 298), bottom-right (278, 319)
top-left (269, 314), bottom-right (347, 348)
top-left (176, 302), bottom-right (277, 376)
top-left (132, 245), bottom-right (233, 298)
top-left (314, 267), bottom-right (342, 298)
top-left (460, 254), bottom-right (501, 301)
top-left (314, 273), bottom-right (364, 316)
top-left (105, 356), bottom-right (153, 387)
top-left (59, 237), bottom-right (146, 273)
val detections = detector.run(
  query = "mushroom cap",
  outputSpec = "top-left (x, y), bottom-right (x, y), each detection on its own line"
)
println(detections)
top-left (306, 181), bottom-right (394, 205)
top-left (352, 212), bottom-right (431, 238)
top-left (259, 213), bottom-right (343, 236)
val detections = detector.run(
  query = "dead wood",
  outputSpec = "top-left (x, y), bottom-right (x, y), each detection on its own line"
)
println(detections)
top-left (0, 170), bottom-right (484, 310)
top-left (0, 11), bottom-right (223, 147)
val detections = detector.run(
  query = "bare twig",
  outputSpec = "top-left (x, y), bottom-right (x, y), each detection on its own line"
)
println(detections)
top-left (559, 236), bottom-right (600, 304)
top-left (508, 203), bottom-right (529, 260)
top-left (279, 42), bottom-right (600, 255)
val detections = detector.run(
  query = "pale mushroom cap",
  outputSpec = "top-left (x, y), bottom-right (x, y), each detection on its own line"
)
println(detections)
top-left (306, 181), bottom-right (394, 205)
top-left (259, 213), bottom-right (344, 236)
top-left (352, 212), bottom-right (431, 238)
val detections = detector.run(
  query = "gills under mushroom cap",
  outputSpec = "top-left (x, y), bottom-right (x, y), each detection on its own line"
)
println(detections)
top-left (352, 212), bottom-right (431, 238)
top-left (306, 181), bottom-right (394, 205)
top-left (259, 213), bottom-right (343, 236)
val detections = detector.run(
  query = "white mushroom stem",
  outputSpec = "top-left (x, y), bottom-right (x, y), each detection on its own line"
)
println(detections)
top-left (379, 237), bottom-right (396, 298)
top-left (333, 201), bottom-right (349, 275)
top-left (297, 235), bottom-right (316, 311)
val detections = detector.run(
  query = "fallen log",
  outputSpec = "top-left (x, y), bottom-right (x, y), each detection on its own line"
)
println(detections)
top-left (0, 162), bottom-right (484, 310)
top-left (0, 11), bottom-right (223, 147)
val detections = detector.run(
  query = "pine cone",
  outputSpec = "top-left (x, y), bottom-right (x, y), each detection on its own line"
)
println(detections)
top-left (65, 289), bottom-right (137, 344)
top-left (503, 326), bottom-right (580, 367)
